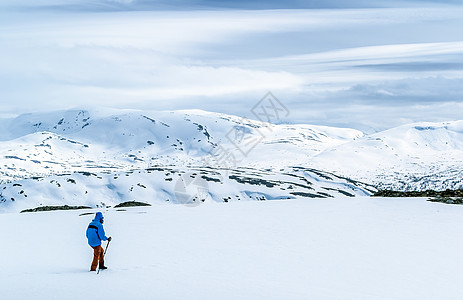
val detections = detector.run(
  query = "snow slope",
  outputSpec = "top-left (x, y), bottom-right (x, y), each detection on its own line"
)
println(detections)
top-left (311, 121), bottom-right (463, 190)
top-left (1, 198), bottom-right (463, 299)
top-left (0, 165), bottom-right (373, 213)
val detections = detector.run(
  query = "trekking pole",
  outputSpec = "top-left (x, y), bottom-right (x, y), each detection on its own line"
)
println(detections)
top-left (97, 240), bottom-right (111, 274)
top-left (104, 239), bottom-right (111, 255)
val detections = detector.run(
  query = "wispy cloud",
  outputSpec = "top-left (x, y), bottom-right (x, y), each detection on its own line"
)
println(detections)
top-left (1, 3), bottom-right (463, 130)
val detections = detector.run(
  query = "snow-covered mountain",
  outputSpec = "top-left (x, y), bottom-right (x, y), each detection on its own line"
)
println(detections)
top-left (0, 108), bottom-right (372, 212)
top-left (0, 108), bottom-right (462, 212)
top-left (310, 121), bottom-right (463, 190)
top-left (0, 108), bottom-right (362, 181)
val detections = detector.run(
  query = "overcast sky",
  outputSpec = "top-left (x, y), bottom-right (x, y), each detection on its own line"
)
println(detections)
top-left (1, 0), bottom-right (462, 131)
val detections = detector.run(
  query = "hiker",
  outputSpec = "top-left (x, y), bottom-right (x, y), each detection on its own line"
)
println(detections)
top-left (86, 212), bottom-right (112, 271)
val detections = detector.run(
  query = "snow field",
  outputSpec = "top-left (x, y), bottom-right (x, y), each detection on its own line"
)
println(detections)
top-left (1, 197), bottom-right (463, 299)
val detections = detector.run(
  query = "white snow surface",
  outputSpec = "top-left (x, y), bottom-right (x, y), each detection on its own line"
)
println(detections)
top-left (1, 198), bottom-right (463, 299)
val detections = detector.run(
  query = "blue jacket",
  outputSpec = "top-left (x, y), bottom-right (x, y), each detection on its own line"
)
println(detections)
top-left (86, 212), bottom-right (109, 247)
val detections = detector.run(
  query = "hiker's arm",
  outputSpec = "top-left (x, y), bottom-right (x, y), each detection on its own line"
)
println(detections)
top-left (99, 224), bottom-right (109, 241)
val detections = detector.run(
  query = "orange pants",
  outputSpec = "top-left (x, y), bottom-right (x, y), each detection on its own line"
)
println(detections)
top-left (90, 245), bottom-right (105, 271)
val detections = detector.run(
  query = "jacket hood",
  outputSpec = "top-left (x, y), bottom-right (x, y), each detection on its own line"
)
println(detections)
top-left (93, 212), bottom-right (104, 223)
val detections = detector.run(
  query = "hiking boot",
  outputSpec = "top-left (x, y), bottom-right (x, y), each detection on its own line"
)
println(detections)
top-left (99, 266), bottom-right (108, 270)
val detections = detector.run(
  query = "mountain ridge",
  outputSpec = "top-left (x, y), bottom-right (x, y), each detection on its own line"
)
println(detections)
top-left (0, 108), bottom-right (461, 211)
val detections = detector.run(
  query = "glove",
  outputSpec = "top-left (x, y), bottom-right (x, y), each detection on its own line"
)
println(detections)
top-left (108, 237), bottom-right (112, 242)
